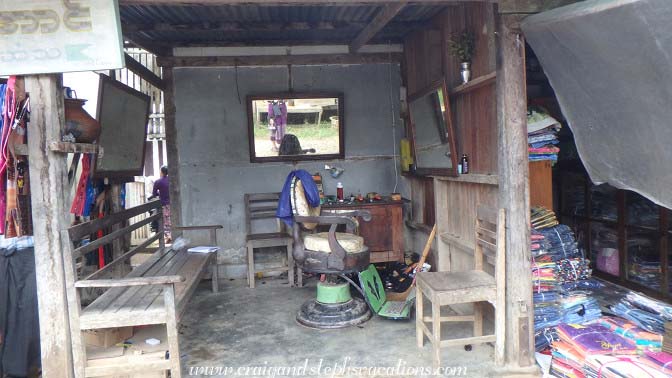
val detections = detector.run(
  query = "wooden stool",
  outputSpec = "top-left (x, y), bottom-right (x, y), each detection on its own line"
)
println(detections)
top-left (416, 206), bottom-right (506, 368)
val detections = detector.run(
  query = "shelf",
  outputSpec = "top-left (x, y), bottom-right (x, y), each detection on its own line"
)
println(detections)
top-left (449, 72), bottom-right (496, 96)
top-left (14, 142), bottom-right (101, 156)
top-left (433, 174), bottom-right (499, 186)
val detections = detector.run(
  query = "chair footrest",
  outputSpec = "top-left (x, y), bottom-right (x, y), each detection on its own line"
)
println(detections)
top-left (440, 335), bottom-right (495, 348)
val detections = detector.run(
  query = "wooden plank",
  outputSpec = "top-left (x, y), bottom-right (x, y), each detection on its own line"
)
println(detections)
top-left (449, 72), bottom-right (497, 96)
top-left (157, 53), bottom-right (404, 68)
top-left (164, 285), bottom-right (182, 378)
top-left (349, 2), bottom-right (406, 53)
top-left (83, 249), bottom-right (174, 314)
top-left (120, 0), bottom-right (495, 4)
top-left (123, 33), bottom-right (171, 57)
top-left (84, 232), bottom-right (162, 281)
top-left (432, 174), bottom-right (499, 185)
top-left (69, 200), bottom-right (161, 239)
top-left (49, 141), bottom-right (101, 154)
top-left (25, 74), bottom-right (75, 378)
top-left (85, 357), bottom-right (170, 377)
top-left (80, 309), bottom-right (168, 330)
top-left (496, 13), bottom-right (535, 370)
top-left (174, 225), bottom-right (223, 231)
top-left (163, 68), bottom-right (183, 237)
top-left (124, 53), bottom-right (166, 91)
top-left (74, 275), bottom-right (184, 288)
top-left (440, 335), bottom-right (496, 347)
top-left (73, 213), bottom-right (160, 259)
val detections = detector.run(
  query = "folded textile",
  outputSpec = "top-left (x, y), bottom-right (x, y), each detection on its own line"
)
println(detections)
top-left (598, 317), bottom-right (662, 352)
top-left (556, 323), bottom-right (637, 356)
top-left (612, 300), bottom-right (665, 335)
top-left (584, 354), bottom-right (669, 378)
top-left (644, 351), bottom-right (672, 375)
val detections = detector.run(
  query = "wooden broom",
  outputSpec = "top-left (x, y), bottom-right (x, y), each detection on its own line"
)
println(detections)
top-left (386, 224), bottom-right (437, 301)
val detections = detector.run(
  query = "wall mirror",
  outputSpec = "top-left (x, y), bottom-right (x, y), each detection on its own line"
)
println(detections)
top-left (408, 79), bottom-right (457, 176)
top-left (247, 93), bottom-right (344, 163)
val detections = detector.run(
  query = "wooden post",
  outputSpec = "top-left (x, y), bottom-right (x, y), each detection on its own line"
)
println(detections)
top-left (162, 67), bottom-right (182, 237)
top-left (495, 13), bottom-right (539, 376)
top-left (25, 74), bottom-right (74, 378)
top-left (110, 184), bottom-right (131, 276)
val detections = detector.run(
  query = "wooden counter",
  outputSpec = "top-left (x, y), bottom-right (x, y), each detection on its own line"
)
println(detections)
top-left (322, 199), bottom-right (406, 263)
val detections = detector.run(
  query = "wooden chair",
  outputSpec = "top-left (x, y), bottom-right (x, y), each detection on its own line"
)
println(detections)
top-left (245, 193), bottom-right (300, 288)
top-left (416, 206), bottom-right (506, 368)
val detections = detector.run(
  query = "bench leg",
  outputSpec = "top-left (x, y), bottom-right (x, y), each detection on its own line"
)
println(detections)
top-left (164, 285), bottom-right (182, 378)
top-left (247, 244), bottom-right (255, 289)
top-left (297, 265), bottom-right (303, 288)
top-left (287, 240), bottom-right (295, 287)
top-left (431, 300), bottom-right (441, 369)
top-left (473, 302), bottom-right (484, 337)
top-left (211, 255), bottom-right (219, 293)
top-left (416, 286), bottom-right (424, 348)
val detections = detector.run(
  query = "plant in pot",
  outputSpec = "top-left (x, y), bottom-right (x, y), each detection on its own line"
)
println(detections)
top-left (448, 31), bottom-right (475, 84)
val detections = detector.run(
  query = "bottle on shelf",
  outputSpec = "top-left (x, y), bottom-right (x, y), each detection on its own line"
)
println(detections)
top-left (336, 182), bottom-right (344, 201)
top-left (460, 154), bottom-right (470, 174)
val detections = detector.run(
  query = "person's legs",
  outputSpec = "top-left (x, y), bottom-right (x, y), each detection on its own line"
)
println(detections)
top-left (162, 205), bottom-right (172, 243)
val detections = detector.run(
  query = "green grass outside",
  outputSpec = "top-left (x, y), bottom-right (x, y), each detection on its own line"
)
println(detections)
top-left (254, 122), bottom-right (339, 139)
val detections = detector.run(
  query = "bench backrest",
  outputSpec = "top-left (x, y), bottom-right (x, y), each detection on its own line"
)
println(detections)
top-left (66, 200), bottom-right (165, 284)
top-left (244, 192), bottom-right (285, 235)
top-left (474, 205), bottom-right (505, 279)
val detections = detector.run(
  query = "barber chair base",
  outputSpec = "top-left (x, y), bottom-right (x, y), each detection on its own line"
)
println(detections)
top-left (297, 282), bottom-right (371, 329)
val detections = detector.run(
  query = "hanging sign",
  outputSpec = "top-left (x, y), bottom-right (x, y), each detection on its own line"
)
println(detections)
top-left (0, 0), bottom-right (124, 75)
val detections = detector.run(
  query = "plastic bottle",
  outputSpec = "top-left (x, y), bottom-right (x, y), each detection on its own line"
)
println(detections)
top-left (461, 154), bottom-right (469, 174)
top-left (336, 182), bottom-right (344, 201)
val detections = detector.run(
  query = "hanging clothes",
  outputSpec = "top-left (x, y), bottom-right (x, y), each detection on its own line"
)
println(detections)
top-left (0, 237), bottom-right (39, 377)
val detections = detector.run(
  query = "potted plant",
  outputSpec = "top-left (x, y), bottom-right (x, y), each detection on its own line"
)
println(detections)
top-left (447, 31), bottom-right (475, 84)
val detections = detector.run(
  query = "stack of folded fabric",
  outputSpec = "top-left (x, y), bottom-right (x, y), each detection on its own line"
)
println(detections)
top-left (584, 354), bottom-right (669, 378)
top-left (629, 258), bottom-right (662, 291)
top-left (550, 323), bottom-right (637, 378)
top-left (528, 107), bottom-right (562, 163)
top-left (532, 261), bottom-right (559, 293)
top-left (644, 351), bottom-right (672, 376)
top-left (611, 292), bottom-right (672, 335)
top-left (557, 258), bottom-right (593, 282)
top-left (559, 292), bottom-right (602, 325)
top-left (598, 316), bottom-right (663, 353)
top-left (531, 206), bottom-right (559, 230)
top-left (664, 322), bottom-right (672, 353)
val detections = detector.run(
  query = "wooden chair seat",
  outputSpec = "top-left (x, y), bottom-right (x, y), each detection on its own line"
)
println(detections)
top-left (79, 248), bottom-right (213, 330)
top-left (417, 271), bottom-right (496, 304)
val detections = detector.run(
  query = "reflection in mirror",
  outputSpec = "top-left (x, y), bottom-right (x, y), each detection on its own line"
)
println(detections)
top-left (248, 94), bottom-right (344, 162)
top-left (408, 82), bottom-right (456, 176)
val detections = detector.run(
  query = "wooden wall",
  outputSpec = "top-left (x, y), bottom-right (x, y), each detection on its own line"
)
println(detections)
top-left (404, 3), bottom-right (499, 272)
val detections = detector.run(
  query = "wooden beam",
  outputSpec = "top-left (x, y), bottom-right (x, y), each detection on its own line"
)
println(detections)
top-left (157, 52), bottom-right (402, 67)
top-left (162, 68), bottom-right (183, 238)
top-left (25, 75), bottom-right (75, 378)
top-left (499, 0), bottom-right (578, 14)
top-left (495, 13), bottom-right (539, 376)
top-left (124, 53), bottom-right (166, 90)
top-left (120, 0), bottom-right (495, 5)
top-left (350, 2), bottom-right (406, 53)
top-left (123, 33), bottom-right (171, 57)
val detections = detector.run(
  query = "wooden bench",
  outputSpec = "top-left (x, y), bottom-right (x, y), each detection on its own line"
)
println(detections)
top-left (63, 200), bottom-right (221, 378)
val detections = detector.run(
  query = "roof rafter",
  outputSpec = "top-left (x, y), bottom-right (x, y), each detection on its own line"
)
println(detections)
top-left (349, 2), bottom-right (406, 53)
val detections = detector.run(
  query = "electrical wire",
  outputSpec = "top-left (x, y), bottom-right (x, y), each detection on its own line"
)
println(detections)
top-left (387, 41), bottom-right (399, 193)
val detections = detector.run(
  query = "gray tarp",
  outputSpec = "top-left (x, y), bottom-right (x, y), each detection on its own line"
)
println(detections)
top-left (522, 0), bottom-right (672, 209)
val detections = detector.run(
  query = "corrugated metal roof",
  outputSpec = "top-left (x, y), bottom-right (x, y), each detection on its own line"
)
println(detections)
top-left (120, 4), bottom-right (445, 46)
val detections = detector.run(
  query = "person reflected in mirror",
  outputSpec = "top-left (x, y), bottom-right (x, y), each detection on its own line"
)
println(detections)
top-left (149, 165), bottom-right (172, 244)
top-left (268, 99), bottom-right (287, 152)
top-left (278, 134), bottom-right (316, 156)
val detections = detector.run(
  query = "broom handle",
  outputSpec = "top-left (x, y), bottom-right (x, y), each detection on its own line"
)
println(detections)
top-left (414, 224), bottom-right (437, 277)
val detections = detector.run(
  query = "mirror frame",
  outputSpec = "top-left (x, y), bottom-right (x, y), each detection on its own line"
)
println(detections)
top-left (407, 78), bottom-right (458, 177)
top-left (246, 92), bottom-right (345, 163)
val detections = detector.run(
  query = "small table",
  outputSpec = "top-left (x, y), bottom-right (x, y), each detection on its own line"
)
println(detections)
top-left (322, 198), bottom-right (407, 263)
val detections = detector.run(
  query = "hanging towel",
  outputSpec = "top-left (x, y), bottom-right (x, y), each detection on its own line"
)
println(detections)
top-left (276, 169), bottom-right (319, 227)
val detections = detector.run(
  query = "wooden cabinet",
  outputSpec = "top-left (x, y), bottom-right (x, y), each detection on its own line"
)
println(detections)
top-left (530, 160), bottom-right (553, 210)
top-left (322, 201), bottom-right (405, 263)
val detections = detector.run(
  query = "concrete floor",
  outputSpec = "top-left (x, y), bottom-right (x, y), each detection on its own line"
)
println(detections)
top-left (178, 277), bottom-right (496, 377)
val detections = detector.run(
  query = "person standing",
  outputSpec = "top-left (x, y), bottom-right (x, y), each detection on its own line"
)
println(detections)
top-left (268, 100), bottom-right (287, 152)
top-left (151, 166), bottom-right (172, 243)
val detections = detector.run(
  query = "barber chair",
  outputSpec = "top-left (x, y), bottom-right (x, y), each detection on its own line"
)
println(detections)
top-left (290, 177), bottom-right (372, 329)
